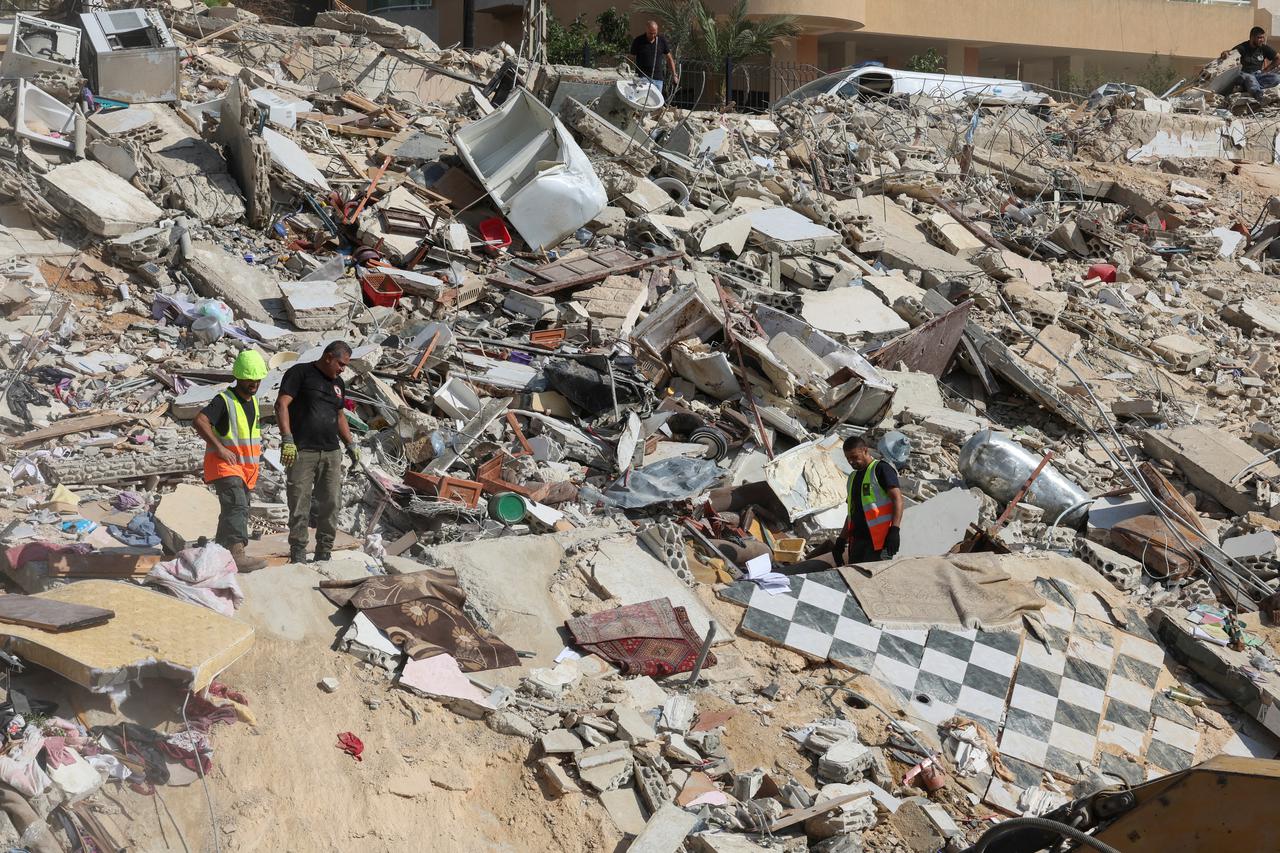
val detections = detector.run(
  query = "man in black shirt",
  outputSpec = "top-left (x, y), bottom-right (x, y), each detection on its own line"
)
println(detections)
top-left (275, 340), bottom-right (359, 563)
top-left (1221, 27), bottom-right (1279, 98)
top-left (630, 21), bottom-right (678, 88)
top-left (834, 436), bottom-right (904, 564)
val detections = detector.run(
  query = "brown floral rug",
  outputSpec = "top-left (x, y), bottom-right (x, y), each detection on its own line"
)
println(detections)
top-left (321, 568), bottom-right (519, 672)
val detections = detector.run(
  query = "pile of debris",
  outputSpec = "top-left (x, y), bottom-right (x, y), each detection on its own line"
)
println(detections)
top-left (0, 0), bottom-right (1276, 848)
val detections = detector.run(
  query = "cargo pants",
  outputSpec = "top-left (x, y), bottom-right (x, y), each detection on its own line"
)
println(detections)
top-left (286, 449), bottom-right (343, 554)
top-left (210, 476), bottom-right (251, 549)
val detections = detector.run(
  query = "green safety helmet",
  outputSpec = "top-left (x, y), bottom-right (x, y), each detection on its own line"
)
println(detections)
top-left (232, 349), bottom-right (269, 381)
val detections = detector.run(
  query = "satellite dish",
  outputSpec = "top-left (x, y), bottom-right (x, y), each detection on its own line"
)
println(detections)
top-left (616, 79), bottom-right (664, 112)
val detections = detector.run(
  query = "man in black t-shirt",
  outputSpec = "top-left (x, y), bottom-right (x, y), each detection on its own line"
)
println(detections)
top-left (835, 436), bottom-right (905, 564)
top-left (275, 340), bottom-right (359, 563)
top-left (630, 21), bottom-right (678, 87)
top-left (1221, 27), bottom-right (1279, 98)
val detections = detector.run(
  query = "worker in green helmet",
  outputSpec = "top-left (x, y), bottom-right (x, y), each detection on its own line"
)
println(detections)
top-left (193, 349), bottom-right (269, 573)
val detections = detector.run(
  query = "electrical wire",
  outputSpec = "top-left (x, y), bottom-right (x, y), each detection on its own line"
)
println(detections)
top-left (180, 693), bottom-right (222, 853)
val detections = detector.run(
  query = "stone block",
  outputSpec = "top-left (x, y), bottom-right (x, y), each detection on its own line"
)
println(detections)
top-left (613, 706), bottom-right (657, 744)
top-left (629, 802), bottom-right (698, 853)
top-left (819, 736), bottom-right (874, 783)
top-left (1151, 333), bottom-right (1210, 372)
top-left (541, 729), bottom-right (584, 755)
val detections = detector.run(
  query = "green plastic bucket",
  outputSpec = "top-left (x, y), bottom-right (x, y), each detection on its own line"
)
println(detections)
top-left (488, 491), bottom-right (528, 524)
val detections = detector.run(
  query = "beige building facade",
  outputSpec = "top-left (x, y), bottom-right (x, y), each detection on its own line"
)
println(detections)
top-left (381, 0), bottom-right (1271, 92)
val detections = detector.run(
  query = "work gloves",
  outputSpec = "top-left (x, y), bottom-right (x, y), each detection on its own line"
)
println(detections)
top-left (346, 445), bottom-right (361, 465)
top-left (883, 526), bottom-right (901, 559)
top-left (281, 439), bottom-right (297, 467)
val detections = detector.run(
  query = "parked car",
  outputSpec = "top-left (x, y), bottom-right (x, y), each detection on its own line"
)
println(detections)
top-left (775, 63), bottom-right (1047, 108)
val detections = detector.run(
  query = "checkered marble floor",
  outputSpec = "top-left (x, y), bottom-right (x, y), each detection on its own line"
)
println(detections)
top-left (718, 572), bottom-right (1202, 786)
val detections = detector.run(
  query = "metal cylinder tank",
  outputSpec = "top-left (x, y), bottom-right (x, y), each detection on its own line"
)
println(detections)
top-left (958, 429), bottom-right (1091, 527)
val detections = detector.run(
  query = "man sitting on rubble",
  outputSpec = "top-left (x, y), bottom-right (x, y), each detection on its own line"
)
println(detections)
top-left (276, 340), bottom-right (359, 564)
top-left (834, 436), bottom-right (904, 564)
top-left (193, 349), bottom-right (269, 573)
top-left (630, 20), bottom-right (678, 90)
top-left (1221, 26), bottom-right (1279, 99)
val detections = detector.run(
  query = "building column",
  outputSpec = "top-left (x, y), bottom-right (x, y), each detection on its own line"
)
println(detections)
top-left (795, 35), bottom-right (819, 67)
top-left (1052, 54), bottom-right (1086, 89)
top-left (947, 43), bottom-right (980, 75)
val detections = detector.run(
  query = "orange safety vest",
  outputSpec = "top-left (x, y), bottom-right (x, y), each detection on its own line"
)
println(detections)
top-left (847, 459), bottom-right (895, 549)
top-left (203, 390), bottom-right (262, 490)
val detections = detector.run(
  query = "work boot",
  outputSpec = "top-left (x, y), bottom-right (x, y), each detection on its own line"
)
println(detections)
top-left (313, 548), bottom-right (332, 563)
top-left (289, 546), bottom-right (307, 564)
top-left (229, 542), bottom-right (267, 573)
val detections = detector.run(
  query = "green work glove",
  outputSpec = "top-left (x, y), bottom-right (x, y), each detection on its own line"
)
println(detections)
top-left (346, 444), bottom-right (361, 464)
top-left (281, 439), bottom-right (297, 467)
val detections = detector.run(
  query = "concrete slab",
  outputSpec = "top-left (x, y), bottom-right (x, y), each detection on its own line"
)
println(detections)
top-left (0, 580), bottom-right (254, 693)
top-left (417, 532), bottom-right (602, 674)
top-left (1221, 531), bottom-right (1277, 559)
top-left (801, 287), bottom-right (908, 338)
top-left (1087, 494), bottom-right (1155, 530)
top-left (39, 160), bottom-right (163, 237)
top-left (898, 488), bottom-right (982, 558)
top-left (629, 802), bottom-right (698, 853)
top-left (585, 537), bottom-right (729, 645)
top-left (879, 369), bottom-right (944, 423)
top-left (1142, 425), bottom-right (1280, 515)
top-left (153, 483), bottom-right (219, 554)
top-left (600, 786), bottom-right (648, 835)
top-left (184, 241), bottom-right (283, 325)
top-left (236, 560), bottom-right (368, 642)
top-left (1022, 324), bottom-right (1082, 378)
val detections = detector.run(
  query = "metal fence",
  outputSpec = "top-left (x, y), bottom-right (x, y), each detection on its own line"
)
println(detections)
top-left (665, 59), bottom-right (825, 113)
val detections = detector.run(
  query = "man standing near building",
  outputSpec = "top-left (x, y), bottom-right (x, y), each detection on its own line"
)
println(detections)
top-left (276, 341), bottom-right (359, 564)
top-left (1220, 27), bottom-right (1279, 98)
top-left (194, 350), bottom-right (269, 573)
top-left (630, 20), bottom-right (678, 89)
top-left (834, 436), bottom-right (904, 564)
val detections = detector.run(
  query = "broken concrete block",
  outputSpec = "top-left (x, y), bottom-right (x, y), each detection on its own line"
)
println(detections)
top-left (574, 741), bottom-right (634, 792)
top-left (541, 729), bottom-right (585, 755)
top-left (1221, 531), bottom-right (1277, 560)
top-left (1142, 425), bottom-right (1280, 515)
top-left (1087, 494), bottom-right (1154, 530)
top-left (898, 488), bottom-right (981, 558)
top-left (819, 736), bottom-right (874, 783)
top-left (671, 342), bottom-right (741, 400)
top-left (1112, 399), bottom-right (1162, 419)
top-left (921, 211), bottom-right (984, 257)
top-left (538, 757), bottom-right (580, 796)
top-left (805, 783), bottom-right (877, 839)
top-left (1151, 333), bottom-right (1210, 372)
top-left (1004, 279), bottom-right (1067, 325)
top-left (658, 695), bottom-right (696, 734)
top-left (575, 275), bottom-right (647, 336)
top-left (801, 287), bottom-right (908, 339)
top-left (613, 706), bottom-right (657, 744)
top-left (600, 785), bottom-right (648, 835)
top-left (889, 797), bottom-right (958, 850)
top-left (1072, 537), bottom-right (1142, 592)
top-left (1221, 298), bottom-right (1280, 336)
top-left (662, 733), bottom-right (702, 764)
top-left (629, 802), bottom-right (698, 853)
top-left (746, 206), bottom-right (842, 256)
top-left (690, 834), bottom-right (777, 852)
top-left (154, 483), bottom-right (219, 554)
top-left (39, 160), bottom-right (163, 237)
top-left (185, 241), bottom-right (282, 325)
top-left (487, 710), bottom-right (538, 740)
top-left (1022, 324), bottom-right (1082, 378)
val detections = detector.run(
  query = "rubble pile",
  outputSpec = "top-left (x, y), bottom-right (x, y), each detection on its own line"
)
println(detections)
top-left (0, 0), bottom-right (1273, 849)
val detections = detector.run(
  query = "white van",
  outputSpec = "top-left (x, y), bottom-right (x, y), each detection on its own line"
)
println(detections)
top-left (775, 63), bottom-right (1047, 108)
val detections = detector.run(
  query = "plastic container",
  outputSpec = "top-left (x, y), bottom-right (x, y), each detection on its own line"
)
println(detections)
top-left (487, 492), bottom-right (528, 524)
top-left (360, 273), bottom-right (403, 307)
top-left (478, 217), bottom-right (511, 252)
top-left (191, 315), bottom-right (225, 343)
top-left (1085, 263), bottom-right (1117, 283)
top-left (772, 537), bottom-right (806, 564)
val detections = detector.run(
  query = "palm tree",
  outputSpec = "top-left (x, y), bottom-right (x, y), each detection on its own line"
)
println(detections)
top-left (635, 0), bottom-right (798, 65)
top-left (692, 0), bottom-right (799, 67)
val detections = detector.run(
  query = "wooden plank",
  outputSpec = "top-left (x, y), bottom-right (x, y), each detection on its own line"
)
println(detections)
top-left (489, 251), bottom-right (680, 297)
top-left (767, 791), bottom-right (871, 832)
top-left (4, 411), bottom-right (135, 448)
top-left (319, 122), bottom-right (397, 140)
top-left (0, 595), bottom-right (114, 632)
top-left (47, 550), bottom-right (161, 578)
